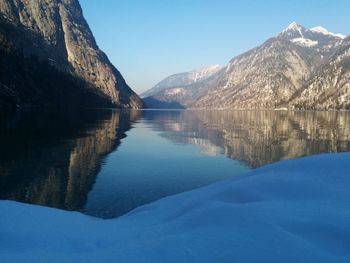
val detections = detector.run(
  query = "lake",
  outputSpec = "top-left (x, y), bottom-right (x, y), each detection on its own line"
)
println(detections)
top-left (1, 109), bottom-right (350, 218)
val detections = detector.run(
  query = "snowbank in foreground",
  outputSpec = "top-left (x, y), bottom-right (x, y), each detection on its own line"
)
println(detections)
top-left (1, 153), bottom-right (350, 263)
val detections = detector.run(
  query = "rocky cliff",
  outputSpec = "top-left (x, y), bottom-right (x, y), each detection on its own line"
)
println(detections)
top-left (0, 0), bottom-right (142, 109)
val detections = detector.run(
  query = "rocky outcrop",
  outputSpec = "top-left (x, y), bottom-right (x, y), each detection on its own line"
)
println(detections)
top-left (0, 0), bottom-right (142, 108)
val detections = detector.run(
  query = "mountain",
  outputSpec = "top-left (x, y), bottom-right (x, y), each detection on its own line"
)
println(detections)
top-left (0, 29), bottom-right (115, 114)
top-left (144, 22), bottom-right (348, 110)
top-left (0, 0), bottom-right (143, 111)
top-left (279, 22), bottom-right (345, 48)
top-left (289, 37), bottom-right (350, 110)
top-left (142, 65), bottom-right (223, 108)
top-left (193, 22), bottom-right (346, 109)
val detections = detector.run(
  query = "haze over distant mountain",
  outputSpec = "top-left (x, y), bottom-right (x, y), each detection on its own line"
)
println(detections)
top-left (142, 65), bottom-right (224, 108)
top-left (0, 0), bottom-right (142, 112)
top-left (144, 22), bottom-right (349, 110)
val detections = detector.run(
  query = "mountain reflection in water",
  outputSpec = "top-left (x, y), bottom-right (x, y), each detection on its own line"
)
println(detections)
top-left (146, 110), bottom-right (350, 168)
top-left (0, 110), bottom-right (349, 218)
top-left (0, 110), bottom-right (140, 212)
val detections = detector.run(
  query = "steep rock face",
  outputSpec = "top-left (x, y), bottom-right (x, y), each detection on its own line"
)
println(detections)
top-left (193, 23), bottom-right (344, 109)
top-left (142, 65), bottom-right (223, 108)
top-left (0, 31), bottom-right (117, 112)
top-left (0, 0), bottom-right (142, 108)
top-left (289, 37), bottom-right (350, 110)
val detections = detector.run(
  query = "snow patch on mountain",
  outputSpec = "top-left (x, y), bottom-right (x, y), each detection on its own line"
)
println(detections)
top-left (282, 22), bottom-right (304, 33)
top-left (141, 64), bottom-right (223, 98)
top-left (279, 22), bottom-right (346, 48)
top-left (310, 26), bottom-right (346, 39)
top-left (291, 37), bottom-right (318, 47)
top-left (165, 87), bottom-right (186, 95)
top-left (192, 64), bottom-right (222, 82)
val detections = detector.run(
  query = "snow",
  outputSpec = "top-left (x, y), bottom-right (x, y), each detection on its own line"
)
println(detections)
top-left (190, 64), bottom-right (222, 82)
top-left (282, 22), bottom-right (304, 34)
top-left (1, 153), bottom-right (350, 262)
top-left (142, 64), bottom-right (222, 97)
top-left (165, 87), bottom-right (185, 95)
top-left (310, 26), bottom-right (346, 39)
top-left (281, 22), bottom-right (346, 41)
top-left (291, 37), bottom-right (318, 47)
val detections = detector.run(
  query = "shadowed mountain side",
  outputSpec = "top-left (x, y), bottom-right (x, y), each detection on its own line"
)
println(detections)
top-left (0, 110), bottom-right (140, 211)
top-left (0, 29), bottom-right (115, 112)
top-left (144, 110), bottom-right (350, 168)
top-left (143, 97), bottom-right (185, 109)
top-left (0, 0), bottom-right (142, 109)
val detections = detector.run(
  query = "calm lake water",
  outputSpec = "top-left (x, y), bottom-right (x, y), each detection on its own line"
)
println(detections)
top-left (1, 110), bottom-right (350, 218)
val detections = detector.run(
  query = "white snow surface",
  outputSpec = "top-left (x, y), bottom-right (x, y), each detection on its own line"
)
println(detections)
top-left (291, 37), bottom-right (318, 47)
top-left (1, 153), bottom-right (350, 263)
top-left (310, 26), bottom-right (346, 39)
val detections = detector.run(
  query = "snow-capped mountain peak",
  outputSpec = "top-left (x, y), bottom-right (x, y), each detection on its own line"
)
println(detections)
top-left (281, 22), bottom-right (312, 36)
top-left (280, 22), bottom-right (307, 40)
top-left (278, 22), bottom-right (346, 48)
top-left (283, 22), bottom-right (304, 32)
top-left (310, 26), bottom-right (346, 39)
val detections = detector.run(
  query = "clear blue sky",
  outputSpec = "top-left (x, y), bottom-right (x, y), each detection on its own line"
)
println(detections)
top-left (80, 0), bottom-right (349, 94)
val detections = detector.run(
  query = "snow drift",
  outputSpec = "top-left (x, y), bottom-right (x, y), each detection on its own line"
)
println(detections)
top-left (1, 153), bottom-right (350, 262)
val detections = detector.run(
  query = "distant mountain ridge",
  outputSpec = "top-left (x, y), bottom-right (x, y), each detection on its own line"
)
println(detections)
top-left (142, 65), bottom-right (223, 97)
top-left (142, 65), bottom-right (224, 108)
top-left (144, 22), bottom-right (349, 110)
top-left (0, 0), bottom-right (142, 111)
